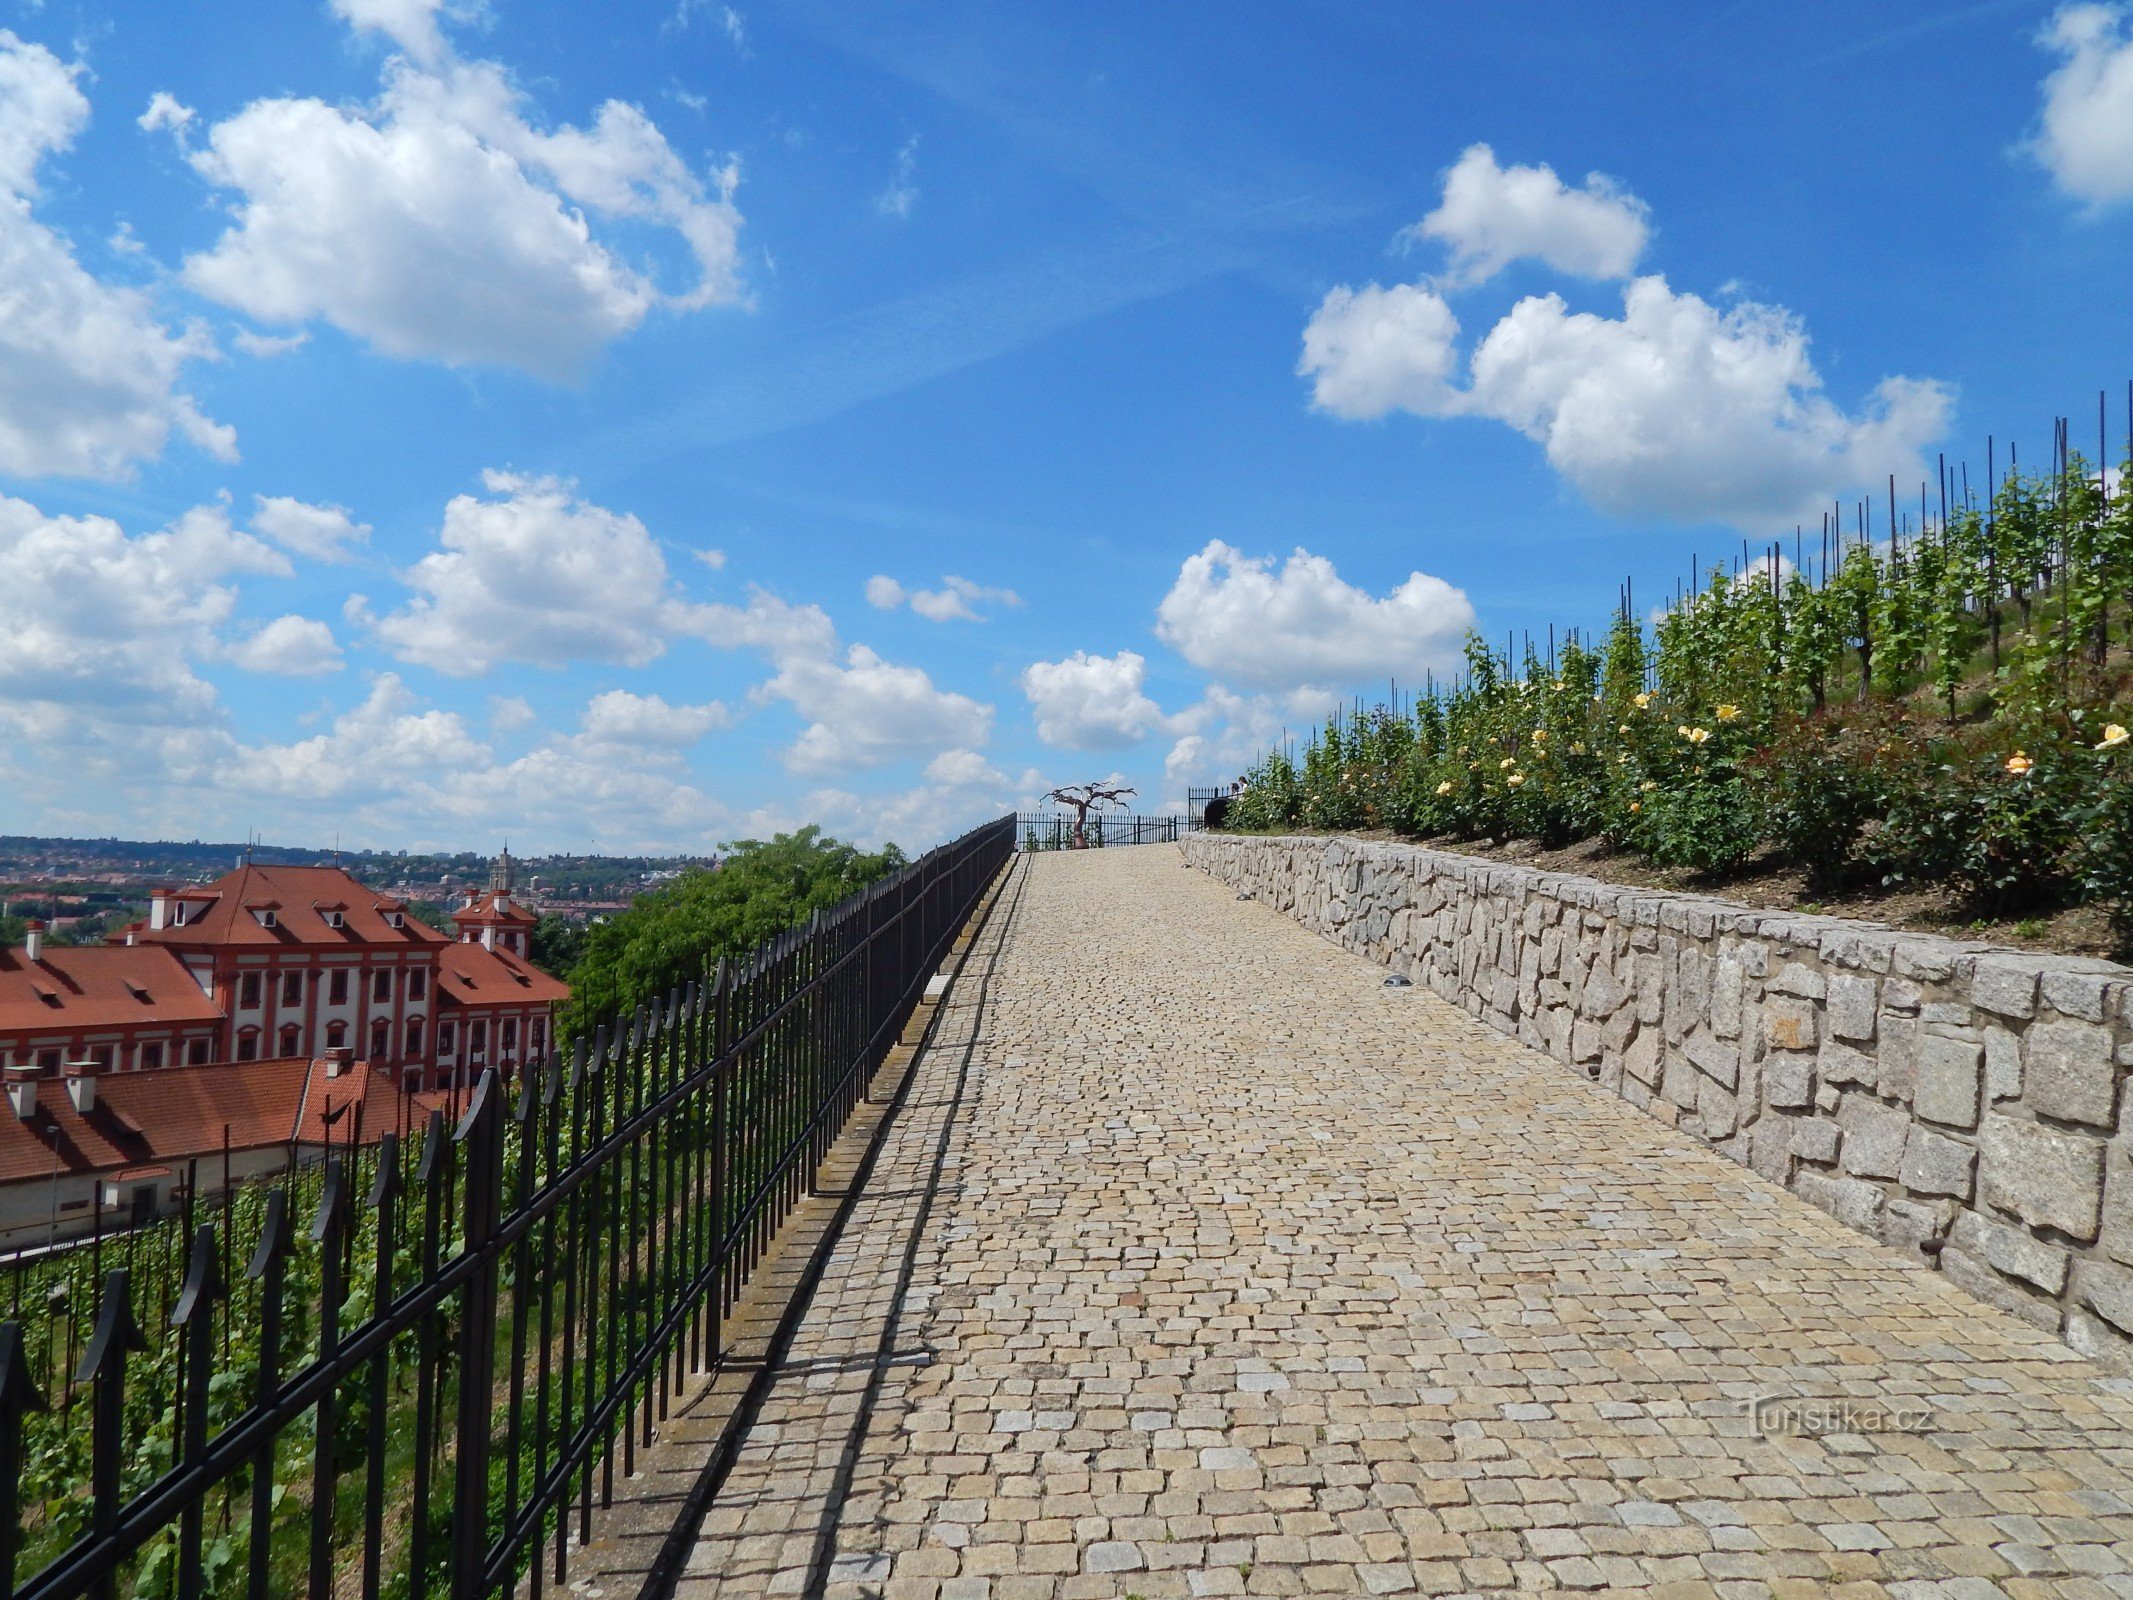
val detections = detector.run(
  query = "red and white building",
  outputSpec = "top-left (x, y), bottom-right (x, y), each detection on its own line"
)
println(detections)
top-left (0, 924), bottom-right (223, 1075)
top-left (0, 853), bottom-right (569, 1094)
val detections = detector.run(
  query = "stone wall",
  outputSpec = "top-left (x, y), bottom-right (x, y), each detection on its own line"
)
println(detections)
top-left (1183, 831), bottom-right (2133, 1367)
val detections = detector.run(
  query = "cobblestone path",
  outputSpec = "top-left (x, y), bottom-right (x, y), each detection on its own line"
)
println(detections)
top-left (669, 847), bottom-right (2133, 1599)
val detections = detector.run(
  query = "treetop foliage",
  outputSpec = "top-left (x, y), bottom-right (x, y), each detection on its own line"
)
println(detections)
top-left (558, 826), bottom-right (905, 1036)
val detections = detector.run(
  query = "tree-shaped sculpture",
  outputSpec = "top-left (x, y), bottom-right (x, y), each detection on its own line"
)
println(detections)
top-left (1044, 782), bottom-right (1135, 849)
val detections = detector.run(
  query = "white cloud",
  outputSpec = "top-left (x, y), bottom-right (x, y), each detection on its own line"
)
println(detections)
top-left (1298, 282), bottom-right (1462, 421)
top-left (1021, 650), bottom-right (1172, 749)
top-left (1155, 540), bottom-right (1474, 698)
top-left (488, 694), bottom-right (535, 733)
top-left (331, 0), bottom-right (457, 64)
top-left (375, 471), bottom-right (699, 674)
top-left (225, 614), bottom-right (344, 676)
top-left (233, 673), bottom-right (477, 799)
top-left (171, 16), bottom-right (744, 380)
top-left (866, 572), bottom-right (1020, 622)
top-left (681, 587), bottom-right (993, 776)
top-left (135, 91), bottom-right (194, 140)
top-left (1412, 143), bottom-right (1649, 287)
top-left (0, 29), bottom-right (86, 192)
top-left (758, 747), bottom-right (1016, 854)
top-left (1301, 149), bottom-right (1952, 530)
top-left (577, 687), bottom-right (730, 746)
top-left (877, 135), bottom-right (918, 219)
top-left (1162, 684), bottom-right (1290, 787)
top-left (922, 747), bottom-right (1004, 788)
top-left (0, 34), bottom-right (233, 480)
top-left (2033, 4), bottom-right (2133, 206)
top-left (771, 644), bottom-right (991, 776)
top-left (231, 327), bottom-right (309, 358)
top-left (0, 493), bottom-right (288, 722)
top-left (250, 494), bottom-right (370, 562)
top-left (1465, 276), bottom-right (1951, 526)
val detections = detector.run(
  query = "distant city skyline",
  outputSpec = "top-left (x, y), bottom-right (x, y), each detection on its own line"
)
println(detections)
top-left (3, 0), bottom-right (2130, 852)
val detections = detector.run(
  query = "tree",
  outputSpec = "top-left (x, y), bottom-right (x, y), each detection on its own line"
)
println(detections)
top-left (559, 827), bottom-right (905, 1038)
top-left (1044, 783), bottom-right (1135, 848)
top-left (529, 913), bottom-right (586, 977)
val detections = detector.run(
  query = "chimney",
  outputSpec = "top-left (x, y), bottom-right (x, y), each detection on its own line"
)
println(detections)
top-left (481, 925), bottom-right (496, 951)
top-left (62, 1059), bottom-right (96, 1114)
top-left (323, 1046), bottom-right (354, 1079)
top-left (23, 921), bottom-right (44, 962)
top-left (148, 888), bottom-right (170, 931)
top-left (4, 1063), bottom-right (42, 1120)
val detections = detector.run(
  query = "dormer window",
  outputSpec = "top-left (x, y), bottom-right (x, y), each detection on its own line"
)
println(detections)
top-left (251, 907), bottom-right (277, 930)
top-left (388, 911), bottom-right (405, 930)
top-left (172, 903), bottom-right (187, 927)
top-left (326, 910), bottom-right (345, 930)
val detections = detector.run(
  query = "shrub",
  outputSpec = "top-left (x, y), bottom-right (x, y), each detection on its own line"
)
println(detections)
top-left (1748, 713), bottom-right (1883, 891)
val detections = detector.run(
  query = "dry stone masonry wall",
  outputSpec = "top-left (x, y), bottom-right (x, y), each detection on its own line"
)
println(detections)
top-left (1184, 832), bottom-right (2133, 1368)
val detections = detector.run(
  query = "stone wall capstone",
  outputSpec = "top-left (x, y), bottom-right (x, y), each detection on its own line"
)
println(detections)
top-left (1183, 831), bottom-right (2133, 1367)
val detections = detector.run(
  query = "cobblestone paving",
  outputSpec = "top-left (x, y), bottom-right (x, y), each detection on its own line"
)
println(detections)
top-left (674, 848), bottom-right (2133, 1599)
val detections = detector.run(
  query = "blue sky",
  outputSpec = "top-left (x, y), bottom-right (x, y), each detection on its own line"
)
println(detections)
top-left (3, 0), bottom-right (2132, 854)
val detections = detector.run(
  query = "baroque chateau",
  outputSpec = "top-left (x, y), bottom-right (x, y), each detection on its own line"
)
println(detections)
top-left (0, 851), bottom-right (567, 1093)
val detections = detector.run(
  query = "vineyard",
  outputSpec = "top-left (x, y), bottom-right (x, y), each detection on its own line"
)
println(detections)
top-left (1225, 401), bottom-right (2133, 952)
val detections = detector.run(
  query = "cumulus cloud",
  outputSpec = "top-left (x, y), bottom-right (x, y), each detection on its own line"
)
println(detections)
top-left (232, 673), bottom-right (477, 800)
top-left (1465, 277), bottom-right (1951, 526)
top-left (167, 11), bottom-right (744, 379)
top-left (1298, 282), bottom-right (1462, 421)
top-left (770, 644), bottom-right (991, 776)
top-left (1155, 541), bottom-right (1474, 698)
top-left (250, 495), bottom-right (371, 562)
top-left (224, 614), bottom-right (344, 676)
top-left (1412, 143), bottom-right (1649, 287)
top-left (375, 471), bottom-right (700, 674)
top-left (0, 33), bottom-right (233, 480)
top-left (1300, 147), bottom-right (1951, 529)
top-left (331, 0), bottom-right (456, 64)
top-left (1161, 684), bottom-right (1291, 788)
top-left (1021, 650), bottom-right (1173, 749)
top-left (2032, 3), bottom-right (2133, 206)
top-left (0, 493), bottom-right (288, 722)
top-left (136, 91), bottom-right (194, 139)
top-left (576, 687), bottom-right (730, 746)
top-left (865, 572), bottom-right (1020, 622)
top-left (682, 588), bottom-right (993, 775)
top-left (488, 694), bottom-right (536, 733)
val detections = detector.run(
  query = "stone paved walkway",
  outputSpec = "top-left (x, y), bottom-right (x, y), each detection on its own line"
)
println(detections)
top-left (665, 847), bottom-right (2133, 1599)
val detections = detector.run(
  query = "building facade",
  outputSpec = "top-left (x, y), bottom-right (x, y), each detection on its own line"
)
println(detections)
top-left (0, 924), bottom-right (224, 1074)
top-left (0, 854), bottom-right (569, 1093)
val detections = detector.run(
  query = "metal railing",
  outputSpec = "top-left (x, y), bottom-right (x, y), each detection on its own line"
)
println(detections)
top-left (0, 814), bottom-right (1016, 1600)
top-left (1015, 813), bottom-right (1198, 850)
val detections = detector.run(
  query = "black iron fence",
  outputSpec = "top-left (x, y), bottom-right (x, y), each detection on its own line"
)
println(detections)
top-left (0, 814), bottom-right (1016, 1600)
top-left (1015, 813), bottom-right (1198, 850)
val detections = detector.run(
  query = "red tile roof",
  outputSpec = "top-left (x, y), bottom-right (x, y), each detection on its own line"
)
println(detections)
top-left (436, 942), bottom-right (570, 1008)
top-left (0, 945), bottom-right (222, 1033)
top-left (0, 1057), bottom-right (426, 1185)
top-left (140, 864), bottom-right (448, 949)
top-left (451, 889), bottom-right (536, 929)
